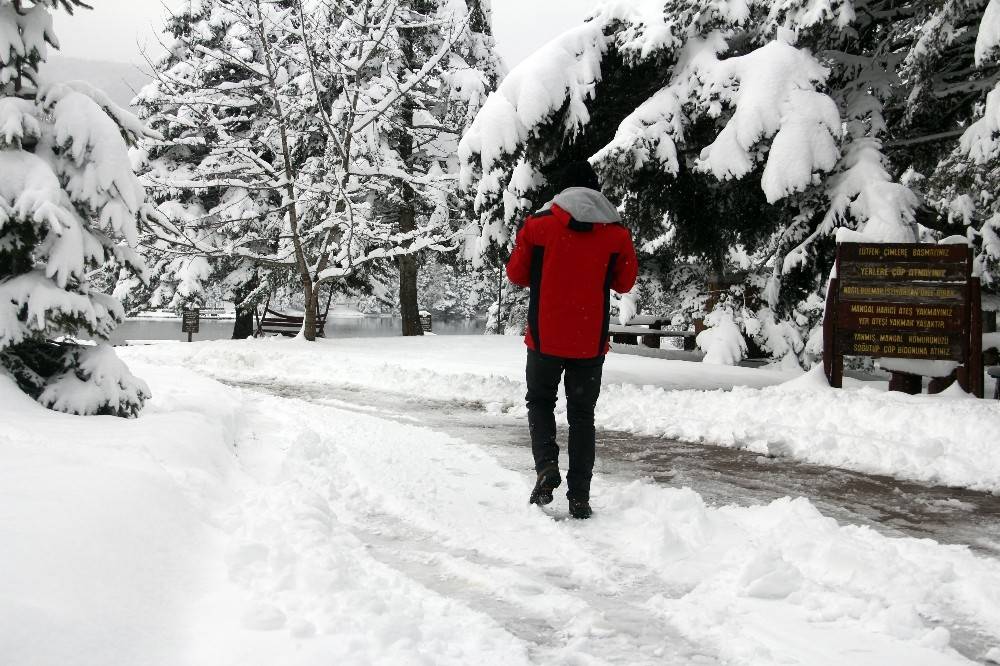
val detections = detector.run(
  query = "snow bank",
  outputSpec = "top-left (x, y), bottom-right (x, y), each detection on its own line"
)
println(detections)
top-left (122, 337), bottom-right (1000, 492)
top-left (0, 365), bottom-right (533, 665)
top-left (595, 367), bottom-right (1000, 491)
top-left (0, 364), bottom-right (240, 666)
top-left (605, 484), bottom-right (1000, 665)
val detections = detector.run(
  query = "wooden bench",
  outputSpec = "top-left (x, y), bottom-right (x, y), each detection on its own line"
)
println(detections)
top-left (609, 317), bottom-right (697, 351)
top-left (256, 308), bottom-right (328, 337)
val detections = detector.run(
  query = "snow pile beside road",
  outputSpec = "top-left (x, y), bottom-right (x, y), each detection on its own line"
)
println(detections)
top-left (0, 367), bottom-right (530, 666)
top-left (605, 483), bottom-right (1000, 664)
top-left (121, 337), bottom-right (1000, 492)
top-left (596, 367), bottom-right (1000, 491)
top-left (0, 365), bottom-right (241, 666)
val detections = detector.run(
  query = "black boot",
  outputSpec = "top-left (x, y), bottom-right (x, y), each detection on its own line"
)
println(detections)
top-left (529, 463), bottom-right (561, 506)
top-left (568, 497), bottom-right (592, 519)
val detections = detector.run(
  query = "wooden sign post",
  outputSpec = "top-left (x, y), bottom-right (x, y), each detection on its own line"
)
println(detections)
top-left (823, 243), bottom-right (983, 397)
top-left (182, 308), bottom-right (200, 342)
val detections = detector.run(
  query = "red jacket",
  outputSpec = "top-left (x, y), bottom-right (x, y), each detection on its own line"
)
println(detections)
top-left (506, 189), bottom-right (638, 359)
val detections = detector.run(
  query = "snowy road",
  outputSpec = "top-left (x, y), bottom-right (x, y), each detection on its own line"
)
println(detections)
top-left (221, 382), bottom-right (721, 664)
top-left (226, 378), bottom-right (1000, 559)
top-left (9, 350), bottom-right (1000, 665)
top-left (25, 338), bottom-right (986, 664)
top-left (223, 377), bottom-right (1000, 663)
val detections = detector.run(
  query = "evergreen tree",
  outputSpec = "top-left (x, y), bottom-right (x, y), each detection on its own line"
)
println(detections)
top-left (0, 0), bottom-right (152, 416)
top-left (0, 0), bottom-right (157, 416)
top-left (459, 1), bottom-right (1000, 366)
top-left (127, 0), bottom-right (296, 338)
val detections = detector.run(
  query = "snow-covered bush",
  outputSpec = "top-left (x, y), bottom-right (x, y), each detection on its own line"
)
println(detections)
top-left (697, 308), bottom-right (747, 366)
top-left (0, 1), bottom-right (155, 416)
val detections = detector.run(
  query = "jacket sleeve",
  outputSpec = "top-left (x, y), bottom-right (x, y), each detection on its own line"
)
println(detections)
top-left (505, 219), bottom-right (534, 287)
top-left (611, 228), bottom-right (638, 294)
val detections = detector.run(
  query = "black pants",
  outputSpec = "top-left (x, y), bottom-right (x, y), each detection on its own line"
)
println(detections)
top-left (525, 349), bottom-right (605, 500)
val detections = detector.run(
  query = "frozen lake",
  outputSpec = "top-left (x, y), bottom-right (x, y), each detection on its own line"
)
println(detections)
top-left (113, 316), bottom-right (486, 344)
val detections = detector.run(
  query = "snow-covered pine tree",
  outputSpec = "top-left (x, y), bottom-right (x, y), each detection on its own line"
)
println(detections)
top-left (459, 1), bottom-right (1000, 366)
top-left (128, 0), bottom-right (294, 338)
top-left (0, 0), bottom-right (157, 416)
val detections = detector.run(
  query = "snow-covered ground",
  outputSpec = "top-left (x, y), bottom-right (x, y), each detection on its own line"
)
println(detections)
top-left (4, 337), bottom-right (1000, 665)
top-left (123, 336), bottom-right (1000, 492)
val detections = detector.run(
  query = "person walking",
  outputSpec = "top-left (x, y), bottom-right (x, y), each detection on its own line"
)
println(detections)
top-left (505, 161), bottom-right (638, 519)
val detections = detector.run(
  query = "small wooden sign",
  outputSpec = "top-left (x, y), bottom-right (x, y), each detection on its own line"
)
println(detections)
top-left (824, 242), bottom-right (983, 397)
top-left (182, 309), bottom-right (200, 339)
top-left (419, 313), bottom-right (432, 333)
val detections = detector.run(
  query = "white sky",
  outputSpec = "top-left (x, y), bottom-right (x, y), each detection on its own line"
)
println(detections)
top-left (52, 0), bottom-right (600, 68)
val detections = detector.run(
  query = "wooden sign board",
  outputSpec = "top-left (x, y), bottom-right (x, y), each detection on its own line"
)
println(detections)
top-left (419, 314), bottom-right (432, 333)
top-left (823, 242), bottom-right (983, 397)
top-left (182, 309), bottom-right (200, 334)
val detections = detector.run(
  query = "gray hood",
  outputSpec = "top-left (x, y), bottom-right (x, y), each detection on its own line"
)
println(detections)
top-left (543, 187), bottom-right (622, 223)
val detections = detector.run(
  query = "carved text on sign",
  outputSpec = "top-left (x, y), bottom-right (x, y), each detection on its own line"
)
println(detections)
top-left (839, 282), bottom-right (965, 303)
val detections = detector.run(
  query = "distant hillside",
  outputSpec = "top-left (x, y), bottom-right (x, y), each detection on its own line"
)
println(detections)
top-left (41, 54), bottom-right (152, 109)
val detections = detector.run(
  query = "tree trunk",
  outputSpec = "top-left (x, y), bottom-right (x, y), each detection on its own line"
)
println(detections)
top-left (398, 203), bottom-right (423, 336)
top-left (302, 282), bottom-right (319, 340)
top-left (396, 2), bottom-right (424, 337)
top-left (231, 276), bottom-right (258, 339)
top-left (231, 303), bottom-right (256, 339)
top-left (255, 0), bottom-right (314, 340)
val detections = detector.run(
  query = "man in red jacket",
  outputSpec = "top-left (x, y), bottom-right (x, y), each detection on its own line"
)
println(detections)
top-left (506, 161), bottom-right (638, 519)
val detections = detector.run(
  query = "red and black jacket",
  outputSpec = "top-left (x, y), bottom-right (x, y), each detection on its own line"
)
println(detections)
top-left (506, 192), bottom-right (638, 359)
